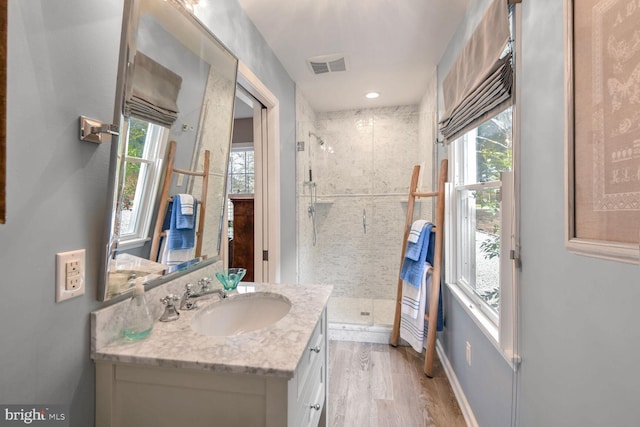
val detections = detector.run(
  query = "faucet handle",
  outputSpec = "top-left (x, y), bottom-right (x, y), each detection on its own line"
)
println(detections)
top-left (161, 294), bottom-right (179, 306)
top-left (160, 294), bottom-right (180, 322)
top-left (198, 277), bottom-right (212, 292)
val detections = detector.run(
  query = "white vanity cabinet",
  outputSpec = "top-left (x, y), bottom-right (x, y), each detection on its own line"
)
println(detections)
top-left (95, 309), bottom-right (328, 427)
top-left (287, 308), bottom-right (327, 427)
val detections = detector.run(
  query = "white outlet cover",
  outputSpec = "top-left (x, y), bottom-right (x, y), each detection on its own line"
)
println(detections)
top-left (56, 249), bottom-right (86, 302)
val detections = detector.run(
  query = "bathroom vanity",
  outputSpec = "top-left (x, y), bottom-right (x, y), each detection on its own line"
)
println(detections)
top-left (92, 281), bottom-right (332, 427)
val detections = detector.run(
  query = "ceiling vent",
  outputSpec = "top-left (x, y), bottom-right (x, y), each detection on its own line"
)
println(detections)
top-left (307, 54), bottom-right (348, 75)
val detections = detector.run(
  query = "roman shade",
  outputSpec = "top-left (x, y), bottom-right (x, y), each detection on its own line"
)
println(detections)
top-left (439, 0), bottom-right (513, 143)
top-left (125, 51), bottom-right (182, 127)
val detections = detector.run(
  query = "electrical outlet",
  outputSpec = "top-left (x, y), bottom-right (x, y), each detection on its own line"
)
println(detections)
top-left (56, 249), bottom-right (86, 302)
top-left (466, 341), bottom-right (472, 366)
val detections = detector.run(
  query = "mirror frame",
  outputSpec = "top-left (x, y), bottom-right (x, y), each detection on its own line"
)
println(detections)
top-left (0, 0), bottom-right (6, 225)
top-left (99, 0), bottom-right (238, 301)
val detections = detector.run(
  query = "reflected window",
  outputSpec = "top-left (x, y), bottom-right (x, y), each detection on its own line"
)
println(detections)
top-left (119, 117), bottom-right (168, 246)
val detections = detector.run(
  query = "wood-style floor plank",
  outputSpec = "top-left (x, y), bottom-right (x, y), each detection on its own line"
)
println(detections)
top-left (328, 341), bottom-right (466, 427)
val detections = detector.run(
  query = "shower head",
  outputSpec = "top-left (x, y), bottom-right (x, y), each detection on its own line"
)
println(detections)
top-left (309, 132), bottom-right (325, 146)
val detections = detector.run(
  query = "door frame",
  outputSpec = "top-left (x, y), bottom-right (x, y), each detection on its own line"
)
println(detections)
top-left (237, 61), bottom-right (281, 282)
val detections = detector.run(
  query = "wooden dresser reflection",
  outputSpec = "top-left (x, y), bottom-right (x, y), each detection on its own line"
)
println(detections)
top-left (229, 195), bottom-right (254, 281)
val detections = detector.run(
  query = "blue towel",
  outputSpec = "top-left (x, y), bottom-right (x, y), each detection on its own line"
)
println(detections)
top-left (167, 196), bottom-right (198, 250)
top-left (174, 194), bottom-right (196, 229)
top-left (401, 222), bottom-right (433, 287)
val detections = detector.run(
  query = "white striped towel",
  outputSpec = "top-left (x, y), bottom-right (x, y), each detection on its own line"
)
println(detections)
top-left (400, 262), bottom-right (432, 353)
top-left (159, 230), bottom-right (194, 266)
top-left (178, 194), bottom-right (194, 216)
top-left (402, 262), bottom-right (432, 319)
top-left (407, 219), bottom-right (428, 243)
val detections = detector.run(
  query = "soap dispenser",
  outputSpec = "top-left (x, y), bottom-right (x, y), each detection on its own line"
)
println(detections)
top-left (122, 283), bottom-right (154, 341)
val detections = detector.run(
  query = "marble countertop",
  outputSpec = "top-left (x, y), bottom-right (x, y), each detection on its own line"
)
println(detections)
top-left (91, 282), bottom-right (332, 379)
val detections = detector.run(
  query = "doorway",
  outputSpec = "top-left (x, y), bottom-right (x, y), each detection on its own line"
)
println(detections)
top-left (227, 62), bottom-right (281, 283)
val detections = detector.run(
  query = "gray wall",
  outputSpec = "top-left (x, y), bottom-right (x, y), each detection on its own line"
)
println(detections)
top-left (437, 2), bottom-right (514, 427)
top-left (194, 3), bottom-right (298, 283)
top-left (438, 1), bottom-right (640, 426)
top-left (518, 1), bottom-right (640, 426)
top-left (0, 0), bottom-right (295, 425)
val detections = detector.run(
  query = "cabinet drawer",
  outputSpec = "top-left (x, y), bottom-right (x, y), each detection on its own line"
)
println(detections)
top-left (299, 356), bottom-right (326, 427)
top-left (296, 309), bottom-right (325, 398)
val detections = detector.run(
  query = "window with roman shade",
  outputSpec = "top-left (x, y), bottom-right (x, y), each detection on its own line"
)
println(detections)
top-left (125, 51), bottom-right (183, 128)
top-left (438, 0), bottom-right (514, 143)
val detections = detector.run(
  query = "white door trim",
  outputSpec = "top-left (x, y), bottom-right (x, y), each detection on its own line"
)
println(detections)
top-left (237, 61), bottom-right (281, 283)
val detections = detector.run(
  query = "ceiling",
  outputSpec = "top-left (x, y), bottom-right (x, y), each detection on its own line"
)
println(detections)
top-left (236, 0), bottom-right (470, 113)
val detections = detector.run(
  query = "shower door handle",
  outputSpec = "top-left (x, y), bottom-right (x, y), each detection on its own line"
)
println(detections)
top-left (362, 208), bottom-right (367, 234)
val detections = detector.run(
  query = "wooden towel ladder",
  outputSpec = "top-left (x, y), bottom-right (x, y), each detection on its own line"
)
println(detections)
top-left (390, 159), bottom-right (448, 378)
top-left (149, 140), bottom-right (210, 262)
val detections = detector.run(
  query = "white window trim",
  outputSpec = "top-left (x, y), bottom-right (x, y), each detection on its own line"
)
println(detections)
top-left (445, 141), bottom-right (519, 371)
top-left (228, 148), bottom-right (255, 195)
top-left (118, 120), bottom-right (168, 249)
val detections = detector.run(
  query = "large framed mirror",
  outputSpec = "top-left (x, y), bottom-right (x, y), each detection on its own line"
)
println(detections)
top-left (99, 0), bottom-right (238, 301)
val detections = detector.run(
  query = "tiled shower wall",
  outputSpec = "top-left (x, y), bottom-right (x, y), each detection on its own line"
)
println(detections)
top-left (296, 104), bottom-right (431, 301)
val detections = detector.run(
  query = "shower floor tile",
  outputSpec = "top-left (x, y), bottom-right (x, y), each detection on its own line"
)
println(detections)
top-left (372, 299), bottom-right (396, 325)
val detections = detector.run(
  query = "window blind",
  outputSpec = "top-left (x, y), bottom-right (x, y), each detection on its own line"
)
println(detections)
top-left (439, 0), bottom-right (513, 143)
top-left (125, 51), bottom-right (182, 128)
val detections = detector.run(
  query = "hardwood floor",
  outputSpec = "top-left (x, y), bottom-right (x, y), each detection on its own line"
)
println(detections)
top-left (328, 340), bottom-right (466, 427)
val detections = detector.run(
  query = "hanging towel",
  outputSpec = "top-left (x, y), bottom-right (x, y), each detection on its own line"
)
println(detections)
top-left (159, 230), bottom-right (195, 266)
top-left (400, 264), bottom-right (431, 352)
top-left (402, 262), bottom-right (432, 319)
top-left (179, 193), bottom-right (194, 216)
top-left (401, 222), bottom-right (433, 287)
top-left (174, 194), bottom-right (196, 229)
top-left (167, 196), bottom-right (198, 250)
top-left (407, 219), bottom-right (428, 244)
top-left (400, 263), bottom-right (444, 353)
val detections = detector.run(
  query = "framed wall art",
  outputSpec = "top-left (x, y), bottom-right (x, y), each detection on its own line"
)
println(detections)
top-left (565, 0), bottom-right (640, 263)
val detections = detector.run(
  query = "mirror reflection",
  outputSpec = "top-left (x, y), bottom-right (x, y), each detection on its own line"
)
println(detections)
top-left (100, 0), bottom-right (238, 301)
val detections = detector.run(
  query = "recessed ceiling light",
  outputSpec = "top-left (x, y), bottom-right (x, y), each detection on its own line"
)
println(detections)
top-left (365, 91), bottom-right (380, 99)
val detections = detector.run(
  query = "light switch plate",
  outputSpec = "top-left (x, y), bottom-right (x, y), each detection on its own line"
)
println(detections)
top-left (56, 249), bottom-right (86, 302)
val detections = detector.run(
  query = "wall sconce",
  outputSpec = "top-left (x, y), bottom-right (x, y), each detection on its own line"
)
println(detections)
top-left (79, 116), bottom-right (119, 144)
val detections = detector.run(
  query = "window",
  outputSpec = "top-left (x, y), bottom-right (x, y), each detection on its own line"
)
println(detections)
top-left (118, 117), bottom-right (168, 248)
top-left (448, 107), bottom-right (513, 328)
top-left (228, 149), bottom-right (255, 194)
top-left (227, 147), bottom-right (255, 239)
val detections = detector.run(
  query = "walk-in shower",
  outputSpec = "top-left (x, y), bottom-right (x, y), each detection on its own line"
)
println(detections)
top-left (297, 106), bottom-right (430, 341)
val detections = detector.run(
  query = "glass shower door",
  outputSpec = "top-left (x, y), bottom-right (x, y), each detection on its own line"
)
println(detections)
top-left (296, 107), bottom-right (424, 329)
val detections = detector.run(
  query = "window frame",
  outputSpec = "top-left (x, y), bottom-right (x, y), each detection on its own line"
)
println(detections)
top-left (117, 118), bottom-right (169, 250)
top-left (450, 126), bottom-right (506, 326)
top-left (228, 143), bottom-right (255, 195)
top-left (445, 110), bottom-right (518, 369)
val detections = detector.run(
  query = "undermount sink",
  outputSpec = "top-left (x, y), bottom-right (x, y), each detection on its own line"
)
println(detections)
top-left (191, 292), bottom-right (292, 337)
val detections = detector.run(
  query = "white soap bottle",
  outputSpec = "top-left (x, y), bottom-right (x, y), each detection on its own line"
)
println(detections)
top-left (122, 283), bottom-right (154, 340)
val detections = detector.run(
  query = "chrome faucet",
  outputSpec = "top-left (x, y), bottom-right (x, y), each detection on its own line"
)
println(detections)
top-left (180, 283), bottom-right (227, 311)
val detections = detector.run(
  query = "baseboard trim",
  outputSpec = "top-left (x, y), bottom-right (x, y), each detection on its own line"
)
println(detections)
top-left (436, 339), bottom-right (479, 427)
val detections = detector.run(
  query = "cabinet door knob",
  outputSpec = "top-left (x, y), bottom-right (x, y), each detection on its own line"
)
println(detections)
top-left (310, 403), bottom-right (321, 411)
top-left (309, 345), bottom-right (321, 353)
